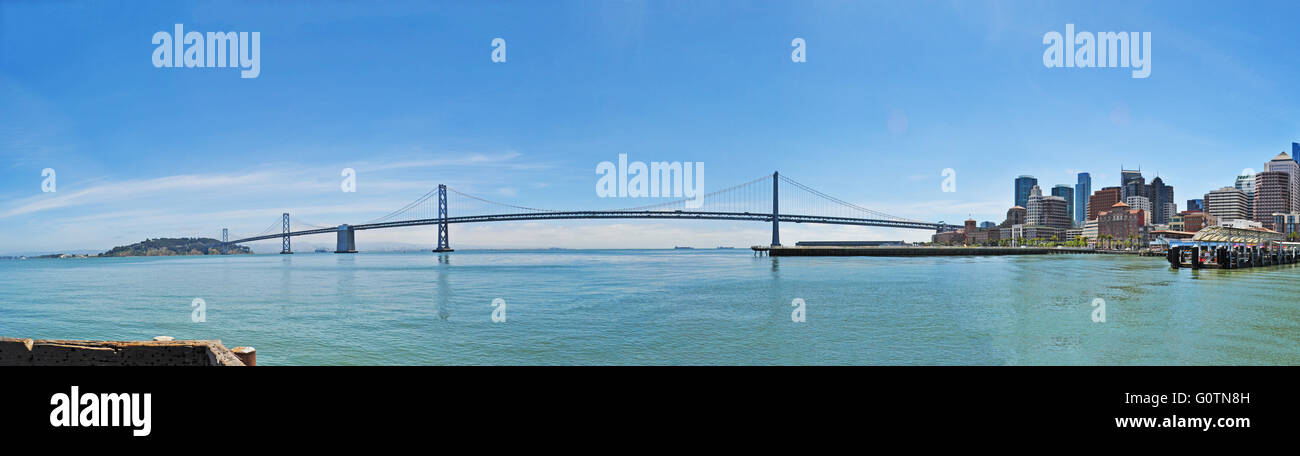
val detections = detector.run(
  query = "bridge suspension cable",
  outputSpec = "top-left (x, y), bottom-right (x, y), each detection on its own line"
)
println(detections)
top-left (447, 187), bottom-right (552, 213)
top-left (234, 218), bottom-right (281, 241)
top-left (777, 174), bottom-right (924, 223)
top-left (615, 174), bottom-right (772, 213)
top-left (290, 216), bottom-right (334, 230)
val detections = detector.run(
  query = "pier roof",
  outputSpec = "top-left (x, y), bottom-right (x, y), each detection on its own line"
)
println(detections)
top-left (1191, 226), bottom-right (1282, 244)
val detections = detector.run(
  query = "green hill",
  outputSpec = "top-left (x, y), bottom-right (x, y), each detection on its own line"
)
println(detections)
top-left (100, 238), bottom-right (252, 257)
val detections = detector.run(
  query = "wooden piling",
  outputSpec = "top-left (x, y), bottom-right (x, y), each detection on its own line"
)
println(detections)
top-left (231, 346), bottom-right (256, 366)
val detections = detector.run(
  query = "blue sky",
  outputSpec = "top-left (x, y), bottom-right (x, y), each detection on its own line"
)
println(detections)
top-left (2, 0), bottom-right (1299, 254)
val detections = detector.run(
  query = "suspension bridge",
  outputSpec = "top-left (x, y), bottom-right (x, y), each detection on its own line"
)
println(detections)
top-left (218, 172), bottom-right (962, 253)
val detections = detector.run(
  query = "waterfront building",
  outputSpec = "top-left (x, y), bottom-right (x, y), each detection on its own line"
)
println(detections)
top-left (1023, 226), bottom-right (1065, 242)
top-left (1051, 184), bottom-right (1074, 225)
top-left (932, 230), bottom-right (966, 245)
top-left (1075, 173), bottom-right (1091, 225)
top-left (967, 228), bottom-right (999, 245)
top-left (993, 224), bottom-right (1063, 244)
top-left (1150, 229), bottom-right (1195, 241)
top-left (1124, 196), bottom-right (1152, 225)
top-left (1161, 202), bottom-right (1178, 226)
top-left (1254, 170), bottom-right (1292, 229)
top-left (1179, 211), bottom-right (1215, 232)
top-left (1000, 206), bottom-right (1026, 228)
top-left (1186, 199), bottom-right (1203, 212)
top-left (1272, 213), bottom-right (1300, 237)
top-left (1065, 228), bottom-right (1084, 242)
top-left (1097, 201), bottom-right (1146, 247)
top-left (979, 221), bottom-right (996, 230)
top-left (1265, 151), bottom-right (1300, 213)
top-left (1205, 186), bottom-right (1249, 222)
top-left (1088, 187), bottom-right (1121, 220)
top-left (1014, 175), bottom-right (1038, 208)
top-left (1082, 219), bottom-right (1099, 243)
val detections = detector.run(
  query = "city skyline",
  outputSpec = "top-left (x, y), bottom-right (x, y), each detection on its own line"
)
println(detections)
top-left (4, 1), bottom-right (1300, 254)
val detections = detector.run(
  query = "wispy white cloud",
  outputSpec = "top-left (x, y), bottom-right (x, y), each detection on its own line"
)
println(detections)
top-left (0, 172), bottom-right (276, 218)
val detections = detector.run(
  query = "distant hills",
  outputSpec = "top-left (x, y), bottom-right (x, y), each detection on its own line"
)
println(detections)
top-left (100, 237), bottom-right (251, 257)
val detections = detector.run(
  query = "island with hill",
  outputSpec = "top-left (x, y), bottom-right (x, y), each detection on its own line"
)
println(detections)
top-left (99, 238), bottom-right (252, 257)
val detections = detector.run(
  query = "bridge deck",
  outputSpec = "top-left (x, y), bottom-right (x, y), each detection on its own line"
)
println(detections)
top-left (228, 211), bottom-right (961, 244)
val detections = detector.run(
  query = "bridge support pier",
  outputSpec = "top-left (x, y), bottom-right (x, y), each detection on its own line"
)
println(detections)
top-left (335, 224), bottom-right (357, 253)
top-left (280, 213), bottom-right (293, 254)
top-left (221, 228), bottom-right (228, 254)
top-left (433, 184), bottom-right (454, 253)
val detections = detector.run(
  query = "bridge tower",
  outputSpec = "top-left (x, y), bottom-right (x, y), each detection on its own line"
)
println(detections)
top-left (433, 184), bottom-right (454, 252)
top-left (335, 224), bottom-right (357, 253)
top-left (280, 213), bottom-right (292, 254)
top-left (221, 228), bottom-right (228, 254)
top-left (771, 171), bottom-right (780, 247)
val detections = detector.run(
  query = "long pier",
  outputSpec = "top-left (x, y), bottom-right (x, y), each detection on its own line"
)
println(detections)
top-left (1167, 243), bottom-right (1300, 269)
top-left (751, 245), bottom-right (1105, 257)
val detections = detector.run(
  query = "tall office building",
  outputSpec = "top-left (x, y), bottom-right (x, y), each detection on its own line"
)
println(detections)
top-left (1075, 173), bottom-right (1091, 225)
top-left (1186, 199), bottom-right (1203, 212)
top-left (1040, 196), bottom-right (1071, 229)
top-left (1026, 184), bottom-right (1044, 226)
top-left (1027, 186), bottom-right (1070, 230)
top-left (1051, 184), bottom-right (1074, 226)
top-left (1235, 171), bottom-right (1256, 218)
top-left (1147, 176), bottom-right (1174, 225)
top-left (1265, 151), bottom-right (1299, 212)
top-left (1120, 168), bottom-right (1145, 200)
top-left (1088, 187), bottom-right (1121, 220)
top-left (1014, 175), bottom-right (1038, 209)
top-left (1254, 171), bottom-right (1292, 229)
top-left (1206, 187), bottom-right (1249, 222)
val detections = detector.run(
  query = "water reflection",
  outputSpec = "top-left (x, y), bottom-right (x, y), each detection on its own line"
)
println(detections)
top-left (335, 254), bottom-right (356, 303)
top-left (436, 254), bottom-right (451, 320)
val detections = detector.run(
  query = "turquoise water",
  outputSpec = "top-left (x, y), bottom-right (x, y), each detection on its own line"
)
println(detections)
top-left (1, 250), bottom-right (1298, 365)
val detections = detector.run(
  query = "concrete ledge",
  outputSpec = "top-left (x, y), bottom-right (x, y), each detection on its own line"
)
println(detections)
top-left (0, 337), bottom-right (246, 366)
top-left (752, 246), bottom-right (1103, 257)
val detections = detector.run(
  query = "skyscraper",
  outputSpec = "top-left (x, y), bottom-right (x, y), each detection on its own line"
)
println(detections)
top-left (1186, 199), bottom-right (1203, 212)
top-left (1051, 184), bottom-right (1074, 226)
top-left (1075, 172), bottom-right (1091, 225)
top-left (1120, 168), bottom-right (1145, 200)
top-left (1254, 171), bottom-right (1292, 229)
top-left (1235, 171), bottom-right (1256, 218)
top-left (1026, 184), bottom-right (1044, 226)
top-left (1147, 176), bottom-right (1174, 225)
top-left (1265, 151), bottom-right (1299, 213)
top-left (1014, 175), bottom-right (1038, 209)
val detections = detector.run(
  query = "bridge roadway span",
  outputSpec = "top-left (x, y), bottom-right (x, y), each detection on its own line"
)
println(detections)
top-left (227, 210), bottom-right (961, 245)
